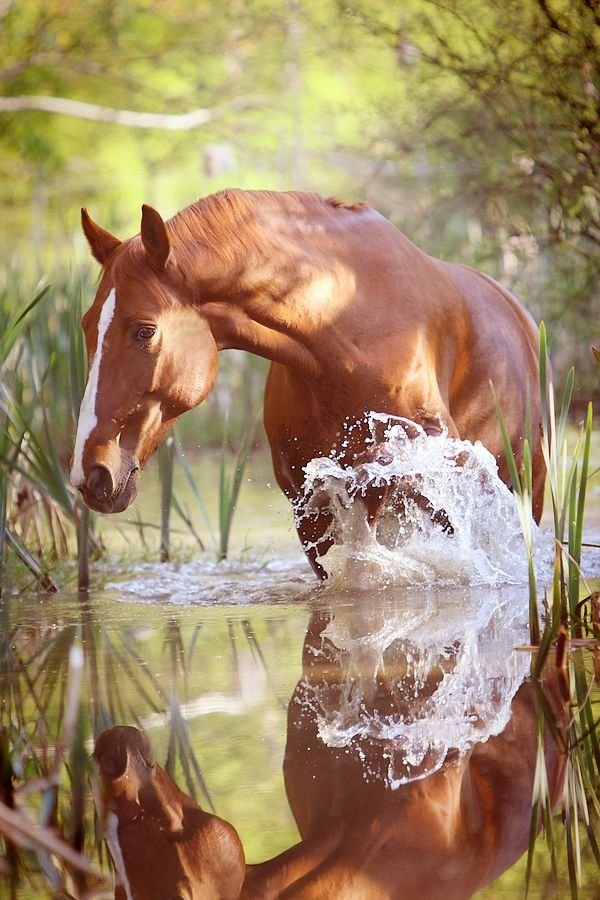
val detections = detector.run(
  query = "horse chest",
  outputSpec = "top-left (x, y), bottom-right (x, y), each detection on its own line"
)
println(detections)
top-left (264, 365), bottom-right (378, 495)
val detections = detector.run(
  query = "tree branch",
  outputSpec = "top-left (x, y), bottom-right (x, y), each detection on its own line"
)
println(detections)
top-left (535, 0), bottom-right (569, 33)
top-left (583, 0), bottom-right (600, 28)
top-left (0, 94), bottom-right (259, 130)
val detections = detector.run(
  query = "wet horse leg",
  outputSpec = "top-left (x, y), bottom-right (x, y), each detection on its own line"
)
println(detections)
top-left (351, 416), bottom-right (455, 536)
top-left (294, 494), bottom-right (336, 579)
top-left (293, 416), bottom-right (459, 574)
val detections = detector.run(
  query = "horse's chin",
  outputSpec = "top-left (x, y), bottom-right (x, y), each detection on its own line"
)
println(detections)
top-left (82, 471), bottom-right (139, 514)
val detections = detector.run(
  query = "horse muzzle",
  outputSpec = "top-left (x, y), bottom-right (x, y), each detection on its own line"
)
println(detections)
top-left (79, 456), bottom-right (139, 514)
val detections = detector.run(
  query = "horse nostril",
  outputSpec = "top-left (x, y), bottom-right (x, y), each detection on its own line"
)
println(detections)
top-left (87, 465), bottom-right (114, 501)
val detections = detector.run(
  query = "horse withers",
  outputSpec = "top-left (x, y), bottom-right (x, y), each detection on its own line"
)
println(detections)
top-left (71, 190), bottom-right (543, 573)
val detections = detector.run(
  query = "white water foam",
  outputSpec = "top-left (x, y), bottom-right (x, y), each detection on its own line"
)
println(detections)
top-left (296, 413), bottom-right (552, 589)
top-left (104, 553), bottom-right (313, 605)
top-left (305, 586), bottom-right (531, 787)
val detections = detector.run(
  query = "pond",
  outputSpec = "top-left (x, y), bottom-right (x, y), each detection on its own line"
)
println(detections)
top-left (1, 439), bottom-right (599, 898)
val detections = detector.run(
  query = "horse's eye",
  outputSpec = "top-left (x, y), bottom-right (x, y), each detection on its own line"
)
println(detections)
top-left (136, 325), bottom-right (156, 343)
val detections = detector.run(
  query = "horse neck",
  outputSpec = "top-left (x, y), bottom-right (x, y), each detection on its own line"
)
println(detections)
top-left (181, 194), bottom-right (368, 379)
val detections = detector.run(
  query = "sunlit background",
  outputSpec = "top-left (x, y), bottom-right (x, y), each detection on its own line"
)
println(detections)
top-left (0, 4), bottom-right (599, 897)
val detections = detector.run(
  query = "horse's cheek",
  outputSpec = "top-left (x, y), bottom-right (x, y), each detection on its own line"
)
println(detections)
top-left (184, 345), bottom-right (218, 407)
top-left (159, 349), bottom-right (217, 414)
top-left (200, 347), bottom-right (219, 401)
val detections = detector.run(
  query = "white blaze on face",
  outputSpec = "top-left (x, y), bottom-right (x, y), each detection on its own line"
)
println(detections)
top-left (70, 288), bottom-right (117, 488)
top-left (104, 811), bottom-right (134, 900)
top-left (90, 773), bottom-right (134, 900)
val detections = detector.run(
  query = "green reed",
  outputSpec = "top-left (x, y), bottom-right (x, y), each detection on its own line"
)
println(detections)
top-left (217, 410), bottom-right (261, 562)
top-left (0, 272), bottom-right (103, 593)
top-left (154, 409), bottom-right (261, 565)
top-left (0, 283), bottom-right (59, 593)
top-left (172, 433), bottom-right (213, 551)
top-left (496, 322), bottom-right (599, 897)
top-left (158, 434), bottom-right (176, 562)
top-left (66, 274), bottom-right (100, 591)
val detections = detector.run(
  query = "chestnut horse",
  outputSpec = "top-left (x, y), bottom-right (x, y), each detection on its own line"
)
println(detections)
top-left (71, 190), bottom-right (543, 572)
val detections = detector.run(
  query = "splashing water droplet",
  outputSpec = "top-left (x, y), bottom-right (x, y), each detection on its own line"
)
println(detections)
top-left (295, 412), bottom-right (552, 589)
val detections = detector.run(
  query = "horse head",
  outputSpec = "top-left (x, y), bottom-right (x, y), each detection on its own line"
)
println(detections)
top-left (71, 207), bottom-right (218, 513)
top-left (94, 726), bottom-right (245, 900)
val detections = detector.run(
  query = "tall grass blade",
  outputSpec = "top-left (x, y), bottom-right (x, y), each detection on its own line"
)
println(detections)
top-left (0, 467), bottom-right (7, 597)
top-left (171, 492), bottom-right (206, 551)
top-left (0, 285), bottom-right (51, 365)
top-left (77, 504), bottom-right (90, 591)
top-left (539, 322), bottom-right (548, 440)
top-left (174, 435), bottom-right (215, 546)
top-left (159, 435), bottom-right (175, 562)
top-left (569, 405), bottom-right (592, 615)
top-left (558, 369), bottom-right (575, 447)
top-left (493, 387), bottom-right (540, 644)
top-left (218, 410), bottom-right (260, 562)
top-left (4, 528), bottom-right (57, 592)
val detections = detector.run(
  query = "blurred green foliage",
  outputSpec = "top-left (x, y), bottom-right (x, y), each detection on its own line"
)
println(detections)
top-left (0, 0), bottom-right (597, 402)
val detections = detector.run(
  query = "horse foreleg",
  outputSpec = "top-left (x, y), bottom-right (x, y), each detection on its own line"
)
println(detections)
top-left (294, 497), bottom-right (335, 579)
top-left (351, 424), bottom-right (455, 537)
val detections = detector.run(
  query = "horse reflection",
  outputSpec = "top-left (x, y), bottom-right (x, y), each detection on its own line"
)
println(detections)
top-left (266, 608), bottom-right (567, 899)
top-left (94, 596), bottom-right (567, 899)
top-left (93, 726), bottom-right (244, 900)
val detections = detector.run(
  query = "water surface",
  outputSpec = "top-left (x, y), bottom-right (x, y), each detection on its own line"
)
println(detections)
top-left (2, 435), bottom-right (599, 897)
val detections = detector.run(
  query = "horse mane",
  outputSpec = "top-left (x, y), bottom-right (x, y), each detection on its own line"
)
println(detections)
top-left (324, 195), bottom-right (369, 212)
top-left (168, 190), bottom-right (369, 263)
top-left (111, 189), bottom-right (369, 279)
top-left (168, 190), bottom-right (269, 264)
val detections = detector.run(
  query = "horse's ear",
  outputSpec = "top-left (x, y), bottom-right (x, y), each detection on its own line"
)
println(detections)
top-left (140, 204), bottom-right (171, 270)
top-left (81, 209), bottom-right (121, 265)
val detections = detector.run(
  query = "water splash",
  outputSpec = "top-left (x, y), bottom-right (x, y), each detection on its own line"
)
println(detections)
top-left (296, 413), bottom-right (552, 588)
top-left (306, 586), bottom-right (531, 787)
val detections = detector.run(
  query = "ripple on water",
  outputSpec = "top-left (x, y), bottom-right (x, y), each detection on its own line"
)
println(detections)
top-left (102, 414), bottom-right (599, 604)
top-left (104, 552), bottom-right (315, 605)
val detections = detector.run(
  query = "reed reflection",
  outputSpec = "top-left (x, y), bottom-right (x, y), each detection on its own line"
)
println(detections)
top-left (93, 588), bottom-right (568, 900)
top-left (0, 597), bottom-right (218, 895)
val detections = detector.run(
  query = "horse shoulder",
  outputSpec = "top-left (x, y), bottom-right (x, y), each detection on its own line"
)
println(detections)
top-left (436, 260), bottom-right (541, 443)
top-left (438, 261), bottom-right (539, 362)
